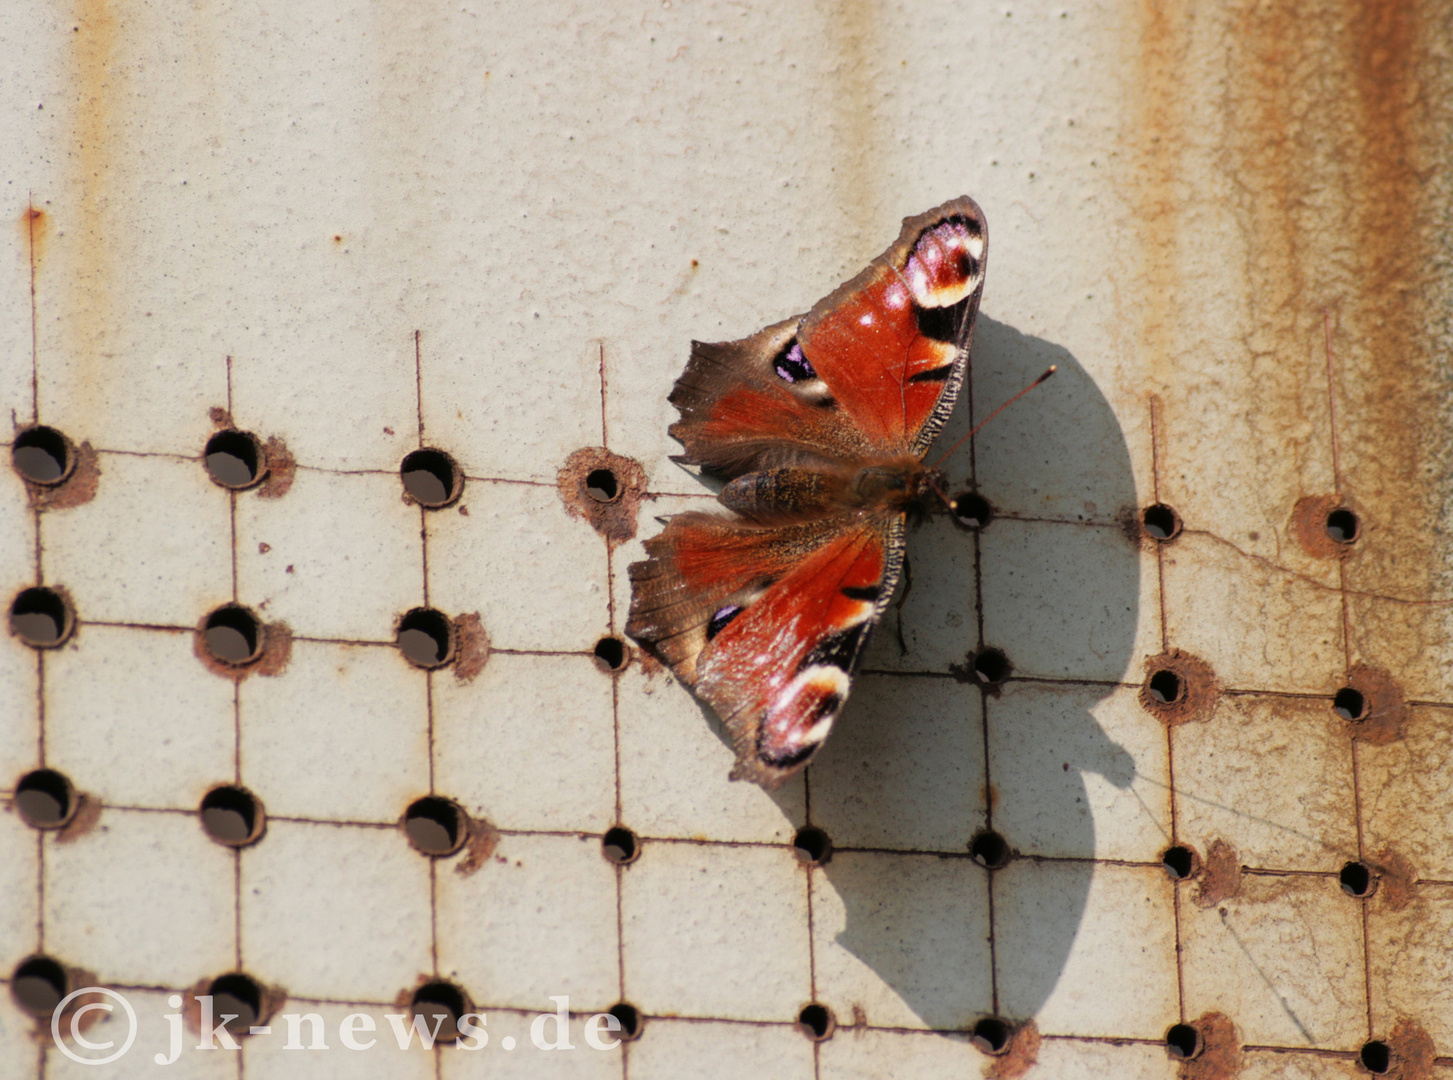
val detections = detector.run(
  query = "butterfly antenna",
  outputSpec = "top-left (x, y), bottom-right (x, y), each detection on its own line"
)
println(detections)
top-left (931, 365), bottom-right (1057, 469)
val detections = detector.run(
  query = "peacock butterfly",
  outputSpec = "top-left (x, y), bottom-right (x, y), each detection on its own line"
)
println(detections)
top-left (626, 198), bottom-right (989, 789)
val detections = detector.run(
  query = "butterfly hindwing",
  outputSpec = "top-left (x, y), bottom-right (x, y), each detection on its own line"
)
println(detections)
top-left (626, 511), bottom-right (903, 788)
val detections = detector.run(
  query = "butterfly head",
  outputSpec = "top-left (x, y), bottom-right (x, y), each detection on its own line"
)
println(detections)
top-left (850, 457), bottom-right (944, 522)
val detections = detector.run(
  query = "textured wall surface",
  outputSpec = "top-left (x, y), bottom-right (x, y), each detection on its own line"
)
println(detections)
top-left (2, 1), bottom-right (1451, 1077)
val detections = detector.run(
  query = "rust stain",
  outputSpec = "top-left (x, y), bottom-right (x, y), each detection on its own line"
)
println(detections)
top-left (1192, 839), bottom-right (1241, 908)
top-left (192, 617), bottom-right (292, 681)
top-left (26, 441), bottom-right (100, 511)
top-left (1290, 494), bottom-right (1354, 560)
top-left (65, 0), bottom-right (122, 392)
top-left (1370, 845), bottom-right (1416, 913)
top-left (1348, 661), bottom-right (1407, 744)
top-left (1139, 649), bottom-right (1219, 725)
top-left (208, 407), bottom-right (232, 428)
top-left (984, 1020), bottom-right (1039, 1080)
top-left (452, 612), bottom-right (490, 683)
top-left (20, 205), bottom-right (49, 269)
top-left (556, 447), bottom-right (649, 543)
top-left (452, 814), bottom-right (501, 877)
top-left (1125, 0), bottom-right (1452, 680)
top-left (1180, 1012), bottom-right (1241, 1080)
top-left (1387, 1016), bottom-right (1435, 1080)
top-left (821, 0), bottom-right (882, 238)
top-left (255, 436), bottom-right (295, 500)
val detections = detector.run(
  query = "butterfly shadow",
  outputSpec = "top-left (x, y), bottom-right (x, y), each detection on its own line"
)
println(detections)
top-left (803, 314), bottom-right (1144, 1034)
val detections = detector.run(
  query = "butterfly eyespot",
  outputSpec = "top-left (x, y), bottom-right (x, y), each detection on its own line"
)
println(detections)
top-left (706, 604), bottom-right (744, 641)
top-left (773, 340), bottom-right (816, 384)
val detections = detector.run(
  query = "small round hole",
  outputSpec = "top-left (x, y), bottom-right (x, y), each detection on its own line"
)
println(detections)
top-left (1326, 507), bottom-right (1360, 544)
top-left (1141, 503), bottom-right (1182, 541)
top-left (1147, 669), bottom-right (1184, 704)
top-left (397, 608), bottom-right (454, 669)
top-left (207, 973), bottom-right (262, 1036)
top-left (1333, 687), bottom-right (1367, 722)
top-left (200, 786), bottom-right (264, 847)
top-left (12, 426), bottom-right (73, 485)
top-left (204, 430), bottom-right (264, 489)
top-left (970, 647), bottom-right (1011, 687)
top-left (9, 586), bottom-right (74, 648)
top-left (404, 796), bottom-right (467, 856)
top-left (608, 1002), bottom-right (643, 1040)
top-left (411, 981), bottom-right (467, 1043)
top-left (1165, 1022), bottom-right (1203, 1060)
top-left (401, 448), bottom-right (462, 508)
top-left (793, 825), bottom-right (833, 867)
top-left (1360, 1040), bottom-right (1392, 1074)
top-left (1339, 861), bottom-right (1375, 898)
top-left (797, 1003), bottom-right (835, 1041)
top-left (585, 468), bottom-right (620, 502)
top-left (602, 825), bottom-right (639, 865)
top-left (12, 955), bottom-right (68, 1016)
top-left (951, 491), bottom-right (992, 529)
top-left (970, 1016), bottom-right (1012, 1055)
top-left (1162, 845), bottom-right (1198, 881)
top-left (593, 636), bottom-right (628, 672)
top-left (203, 605), bottom-right (263, 666)
top-left (15, 769), bottom-right (75, 829)
top-left (970, 829), bottom-right (1011, 870)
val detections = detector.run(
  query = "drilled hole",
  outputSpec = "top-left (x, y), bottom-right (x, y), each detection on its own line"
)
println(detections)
top-left (593, 636), bottom-right (628, 672)
top-left (793, 825), bottom-right (833, 867)
top-left (797, 1003), bottom-right (835, 1041)
top-left (404, 796), bottom-right (467, 856)
top-left (970, 829), bottom-right (1011, 870)
top-left (951, 491), bottom-right (992, 529)
top-left (397, 608), bottom-right (454, 669)
top-left (200, 786), bottom-right (264, 847)
top-left (203, 605), bottom-right (263, 665)
top-left (1141, 503), bottom-right (1182, 541)
top-left (602, 825), bottom-right (639, 865)
top-left (204, 430), bottom-right (264, 489)
top-left (9, 587), bottom-right (73, 648)
top-left (1339, 861), bottom-right (1376, 898)
top-left (969, 646), bottom-right (1010, 687)
top-left (12, 426), bottom-right (72, 485)
top-left (15, 769), bottom-right (74, 829)
top-left (411, 981), bottom-right (467, 1043)
top-left (12, 956), bottom-right (68, 1017)
top-left (970, 1016), bottom-right (1012, 1055)
top-left (207, 973), bottom-right (262, 1036)
top-left (1333, 687), bottom-right (1367, 722)
top-left (1325, 507), bottom-right (1360, 544)
top-left (1147, 668), bottom-right (1184, 704)
top-left (1165, 1022), bottom-right (1203, 1060)
top-left (608, 1002), bottom-right (643, 1040)
top-left (1162, 845), bottom-right (1198, 881)
top-left (586, 468), bottom-right (620, 502)
top-left (1360, 1040), bottom-right (1392, 1074)
top-left (401, 448), bottom-right (461, 508)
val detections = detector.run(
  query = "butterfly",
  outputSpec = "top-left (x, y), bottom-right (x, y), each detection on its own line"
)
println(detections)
top-left (626, 198), bottom-right (988, 789)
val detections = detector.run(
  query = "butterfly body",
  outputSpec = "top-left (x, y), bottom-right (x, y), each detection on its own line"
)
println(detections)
top-left (628, 198), bottom-right (987, 788)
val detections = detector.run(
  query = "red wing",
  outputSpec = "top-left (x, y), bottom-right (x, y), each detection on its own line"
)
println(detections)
top-left (799, 198), bottom-right (987, 453)
top-left (668, 197), bottom-right (987, 476)
top-left (626, 511), bottom-right (904, 788)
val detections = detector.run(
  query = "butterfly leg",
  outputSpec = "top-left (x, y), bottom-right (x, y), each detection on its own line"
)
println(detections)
top-left (893, 552), bottom-right (914, 656)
